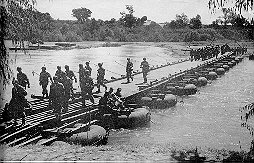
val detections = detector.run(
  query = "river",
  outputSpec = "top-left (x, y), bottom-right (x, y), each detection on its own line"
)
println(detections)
top-left (1, 41), bottom-right (254, 151)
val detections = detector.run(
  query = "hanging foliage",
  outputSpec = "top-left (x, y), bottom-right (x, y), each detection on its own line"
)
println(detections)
top-left (208, 0), bottom-right (254, 13)
top-left (0, 0), bottom-right (37, 86)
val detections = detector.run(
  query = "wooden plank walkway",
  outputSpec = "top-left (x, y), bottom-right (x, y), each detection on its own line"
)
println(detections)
top-left (101, 53), bottom-right (230, 98)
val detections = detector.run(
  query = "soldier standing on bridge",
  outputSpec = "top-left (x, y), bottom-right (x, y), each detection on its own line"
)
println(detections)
top-left (140, 58), bottom-right (149, 83)
top-left (49, 76), bottom-right (65, 123)
top-left (65, 65), bottom-right (77, 98)
top-left (39, 66), bottom-right (53, 98)
top-left (85, 61), bottom-right (92, 76)
top-left (80, 70), bottom-right (95, 107)
top-left (17, 67), bottom-right (30, 89)
top-left (96, 63), bottom-right (107, 93)
top-left (9, 80), bottom-right (29, 125)
top-left (126, 58), bottom-right (133, 83)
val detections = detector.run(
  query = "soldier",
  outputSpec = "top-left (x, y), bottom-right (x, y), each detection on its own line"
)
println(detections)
top-left (96, 63), bottom-right (107, 93)
top-left (55, 66), bottom-right (66, 84)
top-left (65, 65), bottom-right (77, 98)
top-left (140, 58), bottom-right (149, 83)
top-left (78, 64), bottom-right (85, 84)
top-left (62, 75), bottom-right (72, 112)
top-left (126, 58), bottom-right (133, 83)
top-left (39, 66), bottom-right (53, 97)
top-left (17, 67), bottom-right (30, 89)
top-left (84, 61), bottom-right (92, 76)
top-left (9, 80), bottom-right (29, 125)
top-left (49, 76), bottom-right (65, 123)
top-left (80, 70), bottom-right (94, 107)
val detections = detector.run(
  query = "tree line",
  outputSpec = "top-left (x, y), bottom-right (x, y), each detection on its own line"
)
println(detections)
top-left (5, 5), bottom-right (254, 44)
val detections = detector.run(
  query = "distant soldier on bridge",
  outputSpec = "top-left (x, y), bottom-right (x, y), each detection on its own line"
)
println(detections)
top-left (96, 63), bottom-right (107, 93)
top-left (17, 67), bottom-right (30, 89)
top-left (140, 58), bottom-right (149, 83)
top-left (126, 58), bottom-right (133, 83)
top-left (39, 66), bottom-right (53, 98)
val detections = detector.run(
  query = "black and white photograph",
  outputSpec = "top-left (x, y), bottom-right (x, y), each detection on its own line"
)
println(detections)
top-left (0, 0), bottom-right (254, 161)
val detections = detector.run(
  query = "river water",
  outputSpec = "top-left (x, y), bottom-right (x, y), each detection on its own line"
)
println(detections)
top-left (2, 42), bottom-right (254, 151)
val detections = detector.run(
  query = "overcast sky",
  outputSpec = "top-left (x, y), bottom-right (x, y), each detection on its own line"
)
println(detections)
top-left (35, 0), bottom-right (253, 24)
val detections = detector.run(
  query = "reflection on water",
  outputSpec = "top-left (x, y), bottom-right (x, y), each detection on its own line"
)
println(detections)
top-left (2, 43), bottom-right (254, 151)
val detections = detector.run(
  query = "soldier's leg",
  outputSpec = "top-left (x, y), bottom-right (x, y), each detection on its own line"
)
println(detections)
top-left (88, 90), bottom-right (94, 104)
top-left (42, 84), bottom-right (48, 97)
top-left (127, 72), bottom-right (130, 83)
top-left (21, 111), bottom-right (26, 125)
top-left (97, 80), bottom-right (101, 92)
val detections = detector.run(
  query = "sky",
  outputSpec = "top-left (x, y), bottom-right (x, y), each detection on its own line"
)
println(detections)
top-left (35, 0), bottom-right (253, 24)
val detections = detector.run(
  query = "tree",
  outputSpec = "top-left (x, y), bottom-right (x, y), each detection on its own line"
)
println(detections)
top-left (72, 7), bottom-right (92, 23)
top-left (175, 13), bottom-right (189, 28)
top-left (189, 14), bottom-right (202, 29)
top-left (120, 5), bottom-right (137, 28)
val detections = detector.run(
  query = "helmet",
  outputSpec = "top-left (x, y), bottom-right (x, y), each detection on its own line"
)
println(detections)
top-left (143, 58), bottom-right (146, 60)
top-left (65, 65), bottom-right (69, 68)
top-left (86, 61), bottom-right (90, 65)
top-left (41, 66), bottom-right (46, 70)
top-left (17, 67), bottom-right (22, 71)
top-left (98, 63), bottom-right (102, 66)
top-left (57, 66), bottom-right (61, 69)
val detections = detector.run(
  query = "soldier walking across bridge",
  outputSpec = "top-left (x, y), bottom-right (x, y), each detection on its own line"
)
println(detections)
top-left (140, 58), bottom-right (149, 83)
top-left (17, 67), bottom-right (30, 89)
top-left (96, 63), bottom-right (107, 93)
top-left (9, 80), bottom-right (29, 125)
top-left (65, 65), bottom-right (77, 98)
top-left (49, 76), bottom-right (65, 123)
top-left (80, 70), bottom-right (95, 107)
top-left (39, 66), bottom-right (53, 98)
top-left (126, 58), bottom-right (133, 83)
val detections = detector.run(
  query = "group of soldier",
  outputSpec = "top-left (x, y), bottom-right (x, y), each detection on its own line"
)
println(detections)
top-left (190, 45), bottom-right (220, 61)
top-left (4, 57), bottom-right (151, 125)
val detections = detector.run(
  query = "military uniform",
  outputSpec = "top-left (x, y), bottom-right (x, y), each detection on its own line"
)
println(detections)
top-left (9, 83), bottom-right (29, 125)
top-left (140, 59), bottom-right (149, 83)
top-left (55, 69), bottom-right (66, 84)
top-left (126, 59), bottom-right (133, 83)
top-left (96, 65), bottom-right (107, 92)
top-left (80, 74), bottom-right (94, 106)
top-left (49, 81), bottom-right (65, 119)
top-left (17, 72), bottom-right (30, 89)
top-left (85, 64), bottom-right (92, 76)
top-left (39, 70), bottom-right (52, 97)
